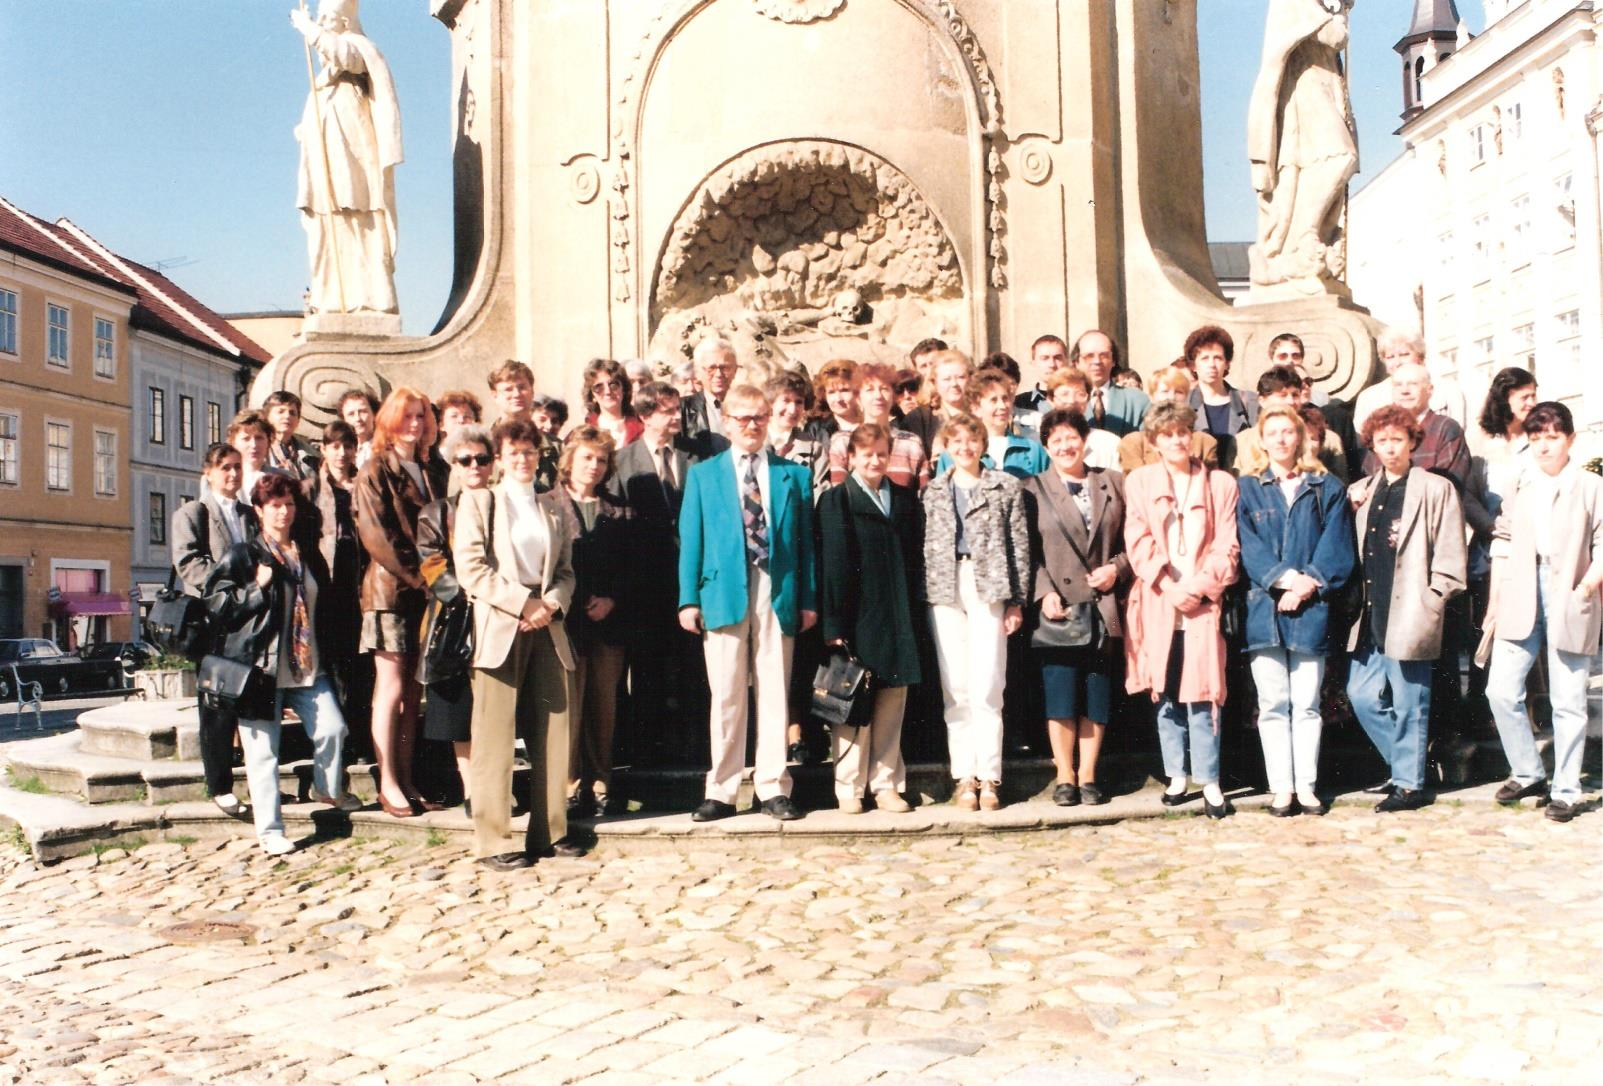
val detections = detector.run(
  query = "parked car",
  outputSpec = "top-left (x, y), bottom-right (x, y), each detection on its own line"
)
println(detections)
top-left (81, 640), bottom-right (159, 675)
top-left (0, 639), bottom-right (126, 699)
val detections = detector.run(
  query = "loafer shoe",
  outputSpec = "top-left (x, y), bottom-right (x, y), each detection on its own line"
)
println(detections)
top-left (1545, 800), bottom-right (1577, 824)
top-left (761, 795), bottom-right (803, 821)
top-left (313, 791), bottom-right (363, 813)
top-left (691, 799), bottom-right (736, 822)
top-left (1362, 779), bottom-right (1395, 796)
top-left (1375, 788), bottom-right (1431, 813)
top-left (1268, 800), bottom-right (1297, 818)
top-left (548, 840), bottom-right (589, 858)
top-left (1495, 778), bottom-right (1549, 806)
top-left (1203, 796), bottom-right (1234, 820)
top-left (1053, 783), bottom-right (1080, 807)
top-left (873, 790), bottom-right (911, 813)
top-left (1161, 789), bottom-right (1189, 807)
top-left (1297, 794), bottom-right (1328, 816)
top-left (1079, 783), bottom-right (1108, 806)
top-left (477, 851), bottom-right (532, 871)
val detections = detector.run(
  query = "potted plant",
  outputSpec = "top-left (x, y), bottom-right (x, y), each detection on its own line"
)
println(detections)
top-left (133, 653), bottom-right (197, 700)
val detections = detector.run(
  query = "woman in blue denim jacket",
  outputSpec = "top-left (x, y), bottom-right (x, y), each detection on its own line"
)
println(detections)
top-left (1236, 406), bottom-right (1356, 817)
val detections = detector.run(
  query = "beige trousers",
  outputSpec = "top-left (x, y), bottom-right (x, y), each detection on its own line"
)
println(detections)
top-left (470, 627), bottom-right (571, 858)
top-left (704, 567), bottom-right (794, 804)
top-left (831, 685), bottom-right (908, 803)
top-left (569, 641), bottom-right (626, 794)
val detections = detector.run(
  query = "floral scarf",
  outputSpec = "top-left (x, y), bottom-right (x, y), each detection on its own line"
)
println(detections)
top-left (262, 536), bottom-right (313, 683)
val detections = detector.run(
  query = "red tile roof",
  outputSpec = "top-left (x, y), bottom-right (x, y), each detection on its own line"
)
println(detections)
top-left (0, 196), bottom-right (272, 368)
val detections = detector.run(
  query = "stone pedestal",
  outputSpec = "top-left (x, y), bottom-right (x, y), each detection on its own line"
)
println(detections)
top-left (302, 312), bottom-right (404, 339)
top-left (254, 0), bottom-right (1379, 424)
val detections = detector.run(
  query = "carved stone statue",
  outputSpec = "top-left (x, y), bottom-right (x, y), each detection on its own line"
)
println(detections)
top-left (1246, 0), bottom-right (1359, 299)
top-left (291, 0), bottom-right (403, 317)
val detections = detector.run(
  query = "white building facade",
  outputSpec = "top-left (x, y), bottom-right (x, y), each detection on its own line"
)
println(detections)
top-left (1348, 0), bottom-right (1603, 443)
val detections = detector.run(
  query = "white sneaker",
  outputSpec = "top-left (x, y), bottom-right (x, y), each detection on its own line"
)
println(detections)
top-left (260, 834), bottom-right (296, 857)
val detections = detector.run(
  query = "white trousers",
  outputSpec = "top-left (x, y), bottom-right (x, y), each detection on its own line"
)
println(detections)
top-left (1249, 648), bottom-right (1325, 795)
top-left (703, 567), bottom-right (794, 804)
top-left (930, 562), bottom-right (1007, 782)
top-left (831, 686), bottom-right (908, 802)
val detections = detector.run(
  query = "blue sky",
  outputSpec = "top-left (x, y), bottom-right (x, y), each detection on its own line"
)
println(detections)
top-left (0, 2), bottom-right (1482, 335)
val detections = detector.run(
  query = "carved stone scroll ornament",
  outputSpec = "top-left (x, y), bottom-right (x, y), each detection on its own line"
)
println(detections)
top-left (751, 0), bottom-right (847, 24)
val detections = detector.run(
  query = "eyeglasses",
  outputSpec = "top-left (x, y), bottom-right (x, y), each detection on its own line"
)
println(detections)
top-left (455, 453), bottom-right (494, 467)
top-left (728, 413), bottom-right (771, 428)
top-left (591, 379), bottom-right (622, 393)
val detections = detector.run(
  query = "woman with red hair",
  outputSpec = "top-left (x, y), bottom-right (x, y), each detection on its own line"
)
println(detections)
top-left (355, 387), bottom-right (448, 817)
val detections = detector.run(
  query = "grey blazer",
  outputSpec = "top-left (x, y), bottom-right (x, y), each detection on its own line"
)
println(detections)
top-left (1347, 467), bottom-right (1467, 661)
top-left (1024, 468), bottom-right (1132, 638)
top-left (922, 469), bottom-right (1031, 608)
top-left (171, 496), bottom-right (258, 597)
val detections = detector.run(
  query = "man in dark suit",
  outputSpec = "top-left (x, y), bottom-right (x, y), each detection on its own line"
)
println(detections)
top-left (679, 337), bottom-right (737, 460)
top-left (611, 381), bottom-right (709, 766)
top-left (172, 442), bottom-right (260, 818)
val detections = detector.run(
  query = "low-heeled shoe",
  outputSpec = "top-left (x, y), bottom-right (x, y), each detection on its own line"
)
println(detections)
top-left (1203, 796), bottom-right (1234, 819)
top-left (1374, 788), bottom-right (1431, 813)
top-left (1545, 800), bottom-right (1577, 823)
top-left (1053, 783), bottom-right (1080, 807)
top-left (1079, 783), bottom-right (1107, 806)
top-left (1161, 790), bottom-right (1189, 807)
top-left (548, 840), bottom-right (589, 858)
top-left (761, 795), bottom-right (803, 821)
top-left (1495, 778), bottom-right (1549, 805)
top-left (477, 851), bottom-right (532, 871)
top-left (1268, 800), bottom-right (1297, 818)
top-left (1298, 797), bottom-right (1329, 816)
top-left (691, 799), bottom-right (736, 822)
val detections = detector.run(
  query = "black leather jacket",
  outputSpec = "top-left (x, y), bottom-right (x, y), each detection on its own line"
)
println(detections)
top-left (202, 539), bottom-right (332, 681)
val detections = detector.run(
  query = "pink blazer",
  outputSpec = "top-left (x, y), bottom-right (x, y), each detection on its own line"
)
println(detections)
top-left (1121, 462), bottom-right (1240, 707)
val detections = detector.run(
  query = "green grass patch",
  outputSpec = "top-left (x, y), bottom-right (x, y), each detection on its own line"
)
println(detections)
top-left (425, 828), bottom-right (448, 848)
top-left (90, 835), bottom-right (148, 859)
top-left (167, 834), bottom-right (199, 847)
top-left (5, 770), bottom-right (48, 795)
top-left (3, 825), bottom-right (28, 855)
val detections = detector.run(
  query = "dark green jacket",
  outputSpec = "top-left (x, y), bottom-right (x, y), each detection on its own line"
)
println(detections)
top-left (817, 478), bottom-right (924, 687)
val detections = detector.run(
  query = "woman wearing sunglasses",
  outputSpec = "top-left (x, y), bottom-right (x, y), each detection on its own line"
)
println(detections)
top-left (582, 357), bottom-right (644, 448)
top-left (416, 423), bottom-right (497, 814)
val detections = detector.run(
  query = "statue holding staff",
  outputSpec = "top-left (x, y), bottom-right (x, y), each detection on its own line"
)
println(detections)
top-left (291, 0), bottom-right (403, 316)
top-left (1247, 0), bottom-right (1358, 296)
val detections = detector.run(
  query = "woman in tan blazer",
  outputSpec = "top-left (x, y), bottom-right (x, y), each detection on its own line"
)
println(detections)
top-left (454, 417), bottom-right (580, 870)
top-left (1484, 402), bottom-right (1603, 823)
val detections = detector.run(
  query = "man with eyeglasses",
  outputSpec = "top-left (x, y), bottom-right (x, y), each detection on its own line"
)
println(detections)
top-left (680, 337), bottom-right (738, 460)
top-left (678, 384), bottom-right (818, 822)
top-left (610, 381), bottom-right (709, 767)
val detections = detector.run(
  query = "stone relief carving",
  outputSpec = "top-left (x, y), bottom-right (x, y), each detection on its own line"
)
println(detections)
top-left (1246, 0), bottom-right (1358, 300)
top-left (610, 0), bottom-right (1004, 314)
top-left (751, 0), bottom-right (847, 24)
top-left (650, 141), bottom-right (966, 379)
top-left (1553, 68), bottom-right (1566, 120)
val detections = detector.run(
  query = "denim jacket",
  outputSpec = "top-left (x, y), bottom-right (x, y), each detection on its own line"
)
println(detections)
top-left (1236, 468), bottom-right (1356, 655)
top-left (935, 430), bottom-right (1049, 480)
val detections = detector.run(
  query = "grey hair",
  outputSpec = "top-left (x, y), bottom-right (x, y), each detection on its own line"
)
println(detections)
top-left (442, 422), bottom-right (493, 462)
top-left (623, 358), bottom-right (652, 380)
top-left (1377, 327), bottom-right (1425, 359)
top-left (671, 358), bottom-right (697, 382)
top-left (692, 335), bottom-right (737, 367)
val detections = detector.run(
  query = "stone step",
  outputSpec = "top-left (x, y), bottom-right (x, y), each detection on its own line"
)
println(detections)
top-left (76, 698), bottom-right (201, 761)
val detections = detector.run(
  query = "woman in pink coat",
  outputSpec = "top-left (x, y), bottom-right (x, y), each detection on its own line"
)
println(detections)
top-left (1123, 403), bottom-right (1241, 818)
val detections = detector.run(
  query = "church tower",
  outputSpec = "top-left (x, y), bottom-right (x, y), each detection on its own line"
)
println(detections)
top-left (1395, 0), bottom-right (1462, 122)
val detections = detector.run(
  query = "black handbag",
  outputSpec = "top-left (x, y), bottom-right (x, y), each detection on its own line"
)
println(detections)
top-left (419, 593), bottom-right (474, 685)
top-left (1031, 481), bottom-right (1102, 650)
top-left (146, 568), bottom-right (211, 659)
top-left (810, 649), bottom-right (872, 727)
top-left (197, 653), bottom-right (264, 713)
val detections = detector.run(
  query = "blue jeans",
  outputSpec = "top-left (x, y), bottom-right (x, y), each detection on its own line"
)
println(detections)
top-left (1486, 569), bottom-right (1593, 803)
top-left (1348, 644), bottom-right (1431, 791)
top-left (239, 673), bottom-right (347, 841)
top-left (1155, 699), bottom-right (1220, 785)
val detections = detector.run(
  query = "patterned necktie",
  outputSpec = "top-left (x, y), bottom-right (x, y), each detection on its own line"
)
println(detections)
top-left (743, 453), bottom-right (769, 569)
top-left (1091, 388), bottom-right (1106, 426)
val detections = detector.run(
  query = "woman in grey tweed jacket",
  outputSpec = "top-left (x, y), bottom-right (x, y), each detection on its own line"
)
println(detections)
top-left (922, 414), bottom-right (1030, 812)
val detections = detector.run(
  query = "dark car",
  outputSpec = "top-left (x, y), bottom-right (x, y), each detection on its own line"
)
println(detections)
top-left (81, 640), bottom-right (159, 674)
top-left (0, 639), bottom-right (126, 699)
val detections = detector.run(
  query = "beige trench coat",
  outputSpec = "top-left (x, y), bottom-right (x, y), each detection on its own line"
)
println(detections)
top-left (1346, 468), bottom-right (1467, 661)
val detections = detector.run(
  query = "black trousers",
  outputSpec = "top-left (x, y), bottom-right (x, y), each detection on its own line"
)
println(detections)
top-left (196, 698), bottom-right (239, 797)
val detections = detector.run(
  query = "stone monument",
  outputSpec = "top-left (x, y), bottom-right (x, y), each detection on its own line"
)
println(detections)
top-left (256, 0), bottom-right (1380, 427)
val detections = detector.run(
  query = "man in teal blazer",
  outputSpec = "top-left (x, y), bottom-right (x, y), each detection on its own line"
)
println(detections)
top-left (679, 383), bottom-right (817, 822)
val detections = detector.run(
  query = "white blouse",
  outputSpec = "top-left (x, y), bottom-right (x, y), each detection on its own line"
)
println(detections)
top-left (504, 482), bottom-right (549, 589)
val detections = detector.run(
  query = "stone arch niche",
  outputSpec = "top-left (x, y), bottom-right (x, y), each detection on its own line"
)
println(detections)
top-left (647, 141), bottom-right (969, 377)
top-left (619, 0), bottom-right (999, 363)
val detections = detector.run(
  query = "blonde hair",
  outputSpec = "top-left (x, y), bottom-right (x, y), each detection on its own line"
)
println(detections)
top-left (927, 349), bottom-right (973, 408)
top-left (1255, 405), bottom-right (1325, 475)
top-left (1147, 364), bottom-right (1193, 400)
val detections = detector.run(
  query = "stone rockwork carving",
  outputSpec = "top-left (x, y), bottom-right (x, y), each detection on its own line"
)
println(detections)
top-left (1246, 0), bottom-right (1358, 301)
top-left (751, 0), bottom-right (847, 24)
top-left (651, 141), bottom-right (965, 378)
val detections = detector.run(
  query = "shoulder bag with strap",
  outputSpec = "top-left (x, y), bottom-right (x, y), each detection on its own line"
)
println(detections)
top-left (1031, 479), bottom-right (1101, 650)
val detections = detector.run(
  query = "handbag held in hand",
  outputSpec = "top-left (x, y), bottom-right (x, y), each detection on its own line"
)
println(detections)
top-left (810, 649), bottom-right (872, 727)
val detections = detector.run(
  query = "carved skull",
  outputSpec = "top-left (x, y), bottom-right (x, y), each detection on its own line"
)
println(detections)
top-left (832, 289), bottom-right (867, 325)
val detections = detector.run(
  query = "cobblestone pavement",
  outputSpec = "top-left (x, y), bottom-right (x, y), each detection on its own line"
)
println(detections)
top-left (0, 803), bottom-right (1597, 1085)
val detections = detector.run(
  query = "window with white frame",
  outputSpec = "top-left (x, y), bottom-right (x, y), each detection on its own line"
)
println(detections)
top-left (1556, 308), bottom-right (1581, 343)
top-left (0, 289), bottom-right (16, 355)
top-left (148, 492), bottom-right (167, 546)
top-left (1474, 335), bottom-right (1496, 368)
top-left (1554, 173), bottom-right (1576, 247)
top-left (93, 317), bottom-right (115, 379)
top-left (149, 387), bottom-right (165, 445)
top-left (1469, 124), bottom-right (1487, 165)
top-left (206, 401), bottom-right (221, 444)
top-left (0, 412), bottom-right (17, 486)
top-left (1505, 102), bottom-right (1523, 144)
top-left (1511, 323), bottom-right (1535, 372)
top-left (1470, 214), bottom-right (1492, 281)
top-left (46, 421), bottom-right (71, 491)
top-left (93, 430), bottom-right (116, 496)
top-left (1508, 196), bottom-right (1532, 267)
top-left (179, 395), bottom-right (194, 450)
top-left (46, 304), bottom-right (69, 367)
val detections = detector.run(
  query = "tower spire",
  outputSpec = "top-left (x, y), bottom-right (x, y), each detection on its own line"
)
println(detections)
top-left (1395, 1), bottom-right (1463, 123)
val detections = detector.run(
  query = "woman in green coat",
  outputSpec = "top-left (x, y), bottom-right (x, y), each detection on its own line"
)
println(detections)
top-left (817, 425), bottom-right (926, 814)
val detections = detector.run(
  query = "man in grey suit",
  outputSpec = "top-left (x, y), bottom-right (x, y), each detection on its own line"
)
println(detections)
top-left (610, 382), bottom-right (710, 767)
top-left (1072, 329), bottom-right (1150, 438)
top-left (171, 442), bottom-right (259, 818)
top-left (679, 337), bottom-right (737, 460)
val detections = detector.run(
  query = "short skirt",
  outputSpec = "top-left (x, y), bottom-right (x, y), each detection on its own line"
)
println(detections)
top-left (423, 672), bottom-right (474, 743)
top-left (360, 602), bottom-right (423, 655)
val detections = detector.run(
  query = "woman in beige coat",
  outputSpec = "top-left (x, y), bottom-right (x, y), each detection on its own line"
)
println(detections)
top-left (455, 417), bottom-right (582, 870)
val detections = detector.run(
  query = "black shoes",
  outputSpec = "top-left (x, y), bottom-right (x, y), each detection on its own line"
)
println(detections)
top-left (1545, 800), bottom-right (1577, 824)
top-left (547, 839), bottom-right (589, 858)
top-left (1053, 783), bottom-right (1080, 807)
top-left (1161, 790), bottom-right (1189, 807)
top-left (477, 851), bottom-right (532, 871)
top-left (761, 795), bottom-right (803, 821)
top-left (1362, 780), bottom-right (1395, 796)
top-left (1495, 778), bottom-right (1549, 806)
top-left (691, 799), bottom-right (736, 822)
top-left (1268, 800), bottom-right (1297, 818)
top-left (1299, 797), bottom-right (1329, 817)
top-left (1079, 783), bottom-right (1107, 806)
top-left (1203, 795), bottom-right (1234, 820)
top-left (1375, 788), bottom-right (1431, 813)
